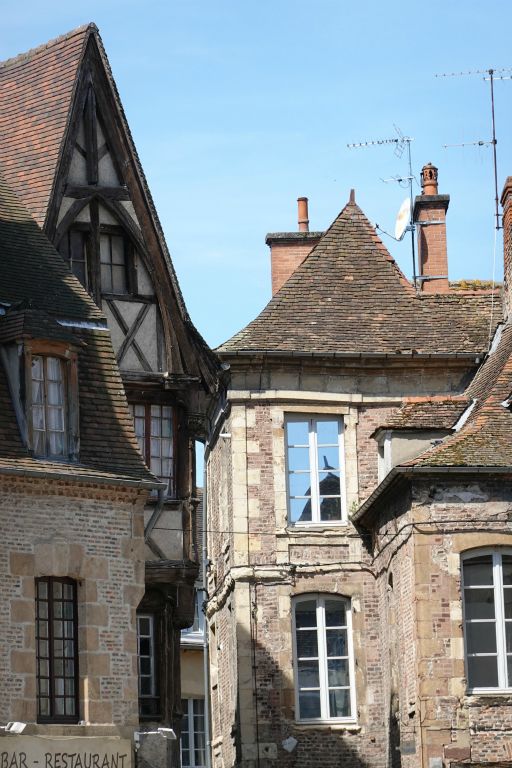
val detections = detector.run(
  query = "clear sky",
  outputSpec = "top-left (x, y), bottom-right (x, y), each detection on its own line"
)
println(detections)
top-left (3, 1), bottom-right (512, 348)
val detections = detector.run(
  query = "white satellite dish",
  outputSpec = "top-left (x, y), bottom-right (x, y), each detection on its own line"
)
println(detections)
top-left (394, 197), bottom-right (411, 240)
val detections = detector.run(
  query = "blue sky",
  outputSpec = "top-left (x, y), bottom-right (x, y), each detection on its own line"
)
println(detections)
top-left (3, 1), bottom-right (512, 347)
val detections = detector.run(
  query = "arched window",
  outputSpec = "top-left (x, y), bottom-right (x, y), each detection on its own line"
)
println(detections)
top-left (462, 549), bottom-right (512, 691)
top-left (292, 594), bottom-right (355, 721)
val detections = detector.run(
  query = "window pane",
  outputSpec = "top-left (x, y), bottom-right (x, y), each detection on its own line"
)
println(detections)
top-left (295, 601), bottom-right (317, 628)
top-left (299, 691), bottom-right (321, 719)
top-left (505, 589), bottom-right (512, 620)
top-left (506, 623), bottom-right (512, 653)
top-left (503, 556), bottom-right (512, 586)
top-left (320, 497), bottom-right (342, 522)
top-left (467, 655), bottom-right (499, 688)
top-left (318, 472), bottom-right (341, 496)
top-left (289, 498), bottom-right (311, 523)
top-left (463, 556), bottom-right (493, 586)
top-left (296, 630), bottom-right (318, 658)
top-left (288, 473), bottom-right (311, 498)
top-left (464, 588), bottom-right (495, 620)
top-left (325, 601), bottom-right (346, 628)
top-left (327, 659), bottom-right (350, 687)
top-left (286, 421), bottom-right (309, 446)
top-left (326, 629), bottom-right (347, 657)
top-left (329, 688), bottom-right (350, 718)
top-left (465, 622), bottom-right (497, 654)
top-left (297, 661), bottom-right (320, 688)
top-left (288, 447), bottom-right (310, 472)
top-left (316, 420), bottom-right (339, 445)
top-left (317, 446), bottom-right (340, 471)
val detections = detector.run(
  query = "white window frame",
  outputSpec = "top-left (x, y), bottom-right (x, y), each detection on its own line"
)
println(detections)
top-left (180, 698), bottom-right (206, 768)
top-left (137, 614), bottom-right (157, 701)
top-left (285, 415), bottom-right (347, 526)
top-left (462, 548), bottom-right (512, 694)
top-left (181, 589), bottom-right (206, 644)
top-left (291, 594), bottom-right (357, 724)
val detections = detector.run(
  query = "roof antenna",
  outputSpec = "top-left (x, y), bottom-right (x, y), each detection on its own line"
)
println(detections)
top-left (436, 67), bottom-right (511, 344)
top-left (347, 125), bottom-right (418, 285)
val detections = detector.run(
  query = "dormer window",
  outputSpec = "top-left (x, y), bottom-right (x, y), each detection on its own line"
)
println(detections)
top-left (31, 356), bottom-right (67, 457)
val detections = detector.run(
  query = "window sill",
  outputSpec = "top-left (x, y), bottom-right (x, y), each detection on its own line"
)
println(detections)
top-left (465, 690), bottom-right (512, 703)
top-left (294, 720), bottom-right (360, 732)
top-left (278, 524), bottom-right (350, 538)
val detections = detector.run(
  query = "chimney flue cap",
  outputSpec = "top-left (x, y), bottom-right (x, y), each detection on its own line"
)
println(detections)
top-left (297, 197), bottom-right (309, 232)
top-left (421, 163), bottom-right (439, 196)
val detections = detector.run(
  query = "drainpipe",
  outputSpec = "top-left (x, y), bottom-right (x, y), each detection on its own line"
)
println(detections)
top-left (202, 457), bottom-right (212, 768)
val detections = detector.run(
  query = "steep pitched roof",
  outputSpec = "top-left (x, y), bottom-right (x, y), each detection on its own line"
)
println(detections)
top-left (405, 324), bottom-right (512, 468)
top-left (219, 200), bottom-right (498, 357)
top-left (0, 174), bottom-right (157, 486)
top-left (0, 25), bottom-right (90, 227)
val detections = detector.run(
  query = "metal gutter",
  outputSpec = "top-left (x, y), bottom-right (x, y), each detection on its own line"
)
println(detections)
top-left (220, 350), bottom-right (482, 361)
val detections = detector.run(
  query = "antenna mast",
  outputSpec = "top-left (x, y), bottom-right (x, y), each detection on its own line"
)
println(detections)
top-left (436, 67), bottom-right (512, 230)
top-left (347, 126), bottom-right (417, 283)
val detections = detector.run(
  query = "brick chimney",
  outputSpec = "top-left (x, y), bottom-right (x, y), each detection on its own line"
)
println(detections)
top-left (501, 177), bottom-right (512, 321)
top-left (267, 198), bottom-right (323, 295)
top-left (413, 163), bottom-right (450, 293)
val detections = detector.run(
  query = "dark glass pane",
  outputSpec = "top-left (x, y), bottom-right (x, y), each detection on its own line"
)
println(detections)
top-left (140, 658), bottom-right (151, 675)
top-left (316, 420), bottom-right (339, 445)
top-left (38, 602), bottom-right (48, 619)
top-left (465, 622), bottom-right (497, 654)
top-left (39, 698), bottom-right (50, 716)
top-left (37, 581), bottom-right (48, 599)
top-left (288, 447), bottom-right (310, 472)
top-left (54, 660), bottom-right (64, 677)
top-left (54, 602), bottom-right (63, 618)
top-left (502, 555), bottom-right (512, 586)
top-left (318, 472), bottom-right (341, 496)
top-left (53, 582), bottom-right (62, 599)
top-left (504, 588), bottom-right (512, 619)
top-left (286, 421), bottom-right (309, 447)
top-left (508, 655), bottom-right (512, 687)
top-left (138, 617), bottom-right (150, 635)
top-left (55, 698), bottom-right (65, 715)
top-left (320, 497), bottom-right (342, 522)
top-left (101, 263), bottom-right (112, 292)
top-left (65, 698), bottom-right (76, 716)
top-left (463, 556), bottom-right (493, 586)
top-left (325, 600), bottom-right (346, 628)
top-left (328, 659), bottom-right (350, 687)
top-left (506, 623), bottom-right (512, 653)
top-left (296, 630), bottom-right (318, 658)
top-left (140, 678), bottom-right (152, 695)
top-left (467, 655), bottom-right (499, 688)
top-left (63, 583), bottom-right (74, 601)
top-left (54, 620), bottom-right (63, 639)
top-left (464, 588), bottom-right (495, 620)
top-left (329, 688), bottom-right (350, 718)
top-left (140, 638), bottom-right (151, 656)
top-left (326, 629), bottom-right (347, 657)
top-left (299, 691), bottom-right (321, 719)
top-left (295, 601), bottom-right (317, 628)
top-left (297, 660), bottom-right (320, 688)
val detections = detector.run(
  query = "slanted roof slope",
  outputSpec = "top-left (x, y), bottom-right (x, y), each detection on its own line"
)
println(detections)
top-left (219, 200), bottom-right (498, 357)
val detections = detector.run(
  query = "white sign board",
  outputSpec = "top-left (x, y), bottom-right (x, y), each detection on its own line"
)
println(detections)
top-left (0, 737), bottom-right (132, 768)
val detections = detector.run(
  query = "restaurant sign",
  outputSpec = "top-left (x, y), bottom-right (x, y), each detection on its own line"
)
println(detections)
top-left (0, 737), bottom-right (132, 768)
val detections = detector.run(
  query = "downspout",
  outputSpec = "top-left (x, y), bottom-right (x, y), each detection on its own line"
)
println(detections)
top-left (202, 457), bottom-right (212, 768)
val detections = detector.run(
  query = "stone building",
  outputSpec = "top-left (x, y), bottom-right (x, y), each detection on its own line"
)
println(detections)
top-left (0, 23), bottom-right (218, 764)
top-left (204, 166), bottom-right (512, 768)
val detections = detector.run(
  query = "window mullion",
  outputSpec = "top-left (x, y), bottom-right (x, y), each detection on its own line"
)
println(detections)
top-left (317, 598), bottom-right (329, 719)
top-left (310, 420), bottom-right (319, 523)
top-left (494, 553), bottom-right (507, 687)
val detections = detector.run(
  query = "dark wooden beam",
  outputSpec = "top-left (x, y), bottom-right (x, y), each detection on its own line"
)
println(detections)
top-left (64, 184), bottom-right (130, 200)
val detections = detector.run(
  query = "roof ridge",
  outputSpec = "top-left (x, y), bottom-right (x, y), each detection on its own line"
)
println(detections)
top-left (0, 23), bottom-right (96, 71)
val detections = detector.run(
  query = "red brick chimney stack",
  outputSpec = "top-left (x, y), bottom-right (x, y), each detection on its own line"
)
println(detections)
top-left (413, 163), bottom-right (450, 293)
top-left (500, 177), bottom-right (512, 321)
top-left (267, 197), bottom-right (323, 296)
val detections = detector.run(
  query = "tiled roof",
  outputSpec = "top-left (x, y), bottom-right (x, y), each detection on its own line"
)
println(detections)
top-left (404, 323), bottom-right (512, 468)
top-left (377, 396), bottom-right (469, 432)
top-left (0, 25), bottom-right (90, 227)
top-left (218, 200), bottom-right (499, 356)
top-left (0, 174), bottom-right (157, 485)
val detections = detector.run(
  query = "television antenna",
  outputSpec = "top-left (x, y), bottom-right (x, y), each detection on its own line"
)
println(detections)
top-left (347, 125), bottom-right (418, 283)
top-left (436, 67), bottom-right (512, 230)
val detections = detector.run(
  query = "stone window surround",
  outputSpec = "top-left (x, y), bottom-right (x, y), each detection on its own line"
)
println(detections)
top-left (291, 593), bottom-right (357, 725)
top-left (271, 404), bottom-right (359, 533)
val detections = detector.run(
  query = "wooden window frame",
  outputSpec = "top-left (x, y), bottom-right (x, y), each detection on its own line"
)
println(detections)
top-left (292, 594), bottom-right (356, 724)
top-left (24, 341), bottom-right (79, 461)
top-left (36, 577), bottom-right (79, 724)
top-left (129, 402), bottom-right (177, 497)
top-left (285, 416), bottom-right (347, 526)
top-left (462, 548), bottom-right (512, 693)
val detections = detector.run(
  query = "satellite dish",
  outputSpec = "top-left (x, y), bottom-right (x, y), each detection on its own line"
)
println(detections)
top-left (394, 197), bottom-right (411, 240)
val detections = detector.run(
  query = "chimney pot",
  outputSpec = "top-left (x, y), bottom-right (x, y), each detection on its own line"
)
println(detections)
top-left (297, 197), bottom-right (309, 232)
top-left (421, 163), bottom-right (439, 196)
top-left (349, 189), bottom-right (356, 203)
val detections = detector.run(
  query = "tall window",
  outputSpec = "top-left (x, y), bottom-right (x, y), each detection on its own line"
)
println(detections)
top-left (130, 404), bottom-right (175, 495)
top-left (181, 699), bottom-right (206, 768)
top-left (58, 228), bottom-right (89, 289)
top-left (293, 595), bottom-right (355, 721)
top-left (137, 613), bottom-right (160, 719)
top-left (31, 356), bottom-right (67, 458)
top-left (100, 231), bottom-right (127, 294)
top-left (36, 577), bottom-right (78, 723)
top-left (462, 550), bottom-right (512, 691)
top-left (285, 417), bottom-right (345, 524)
